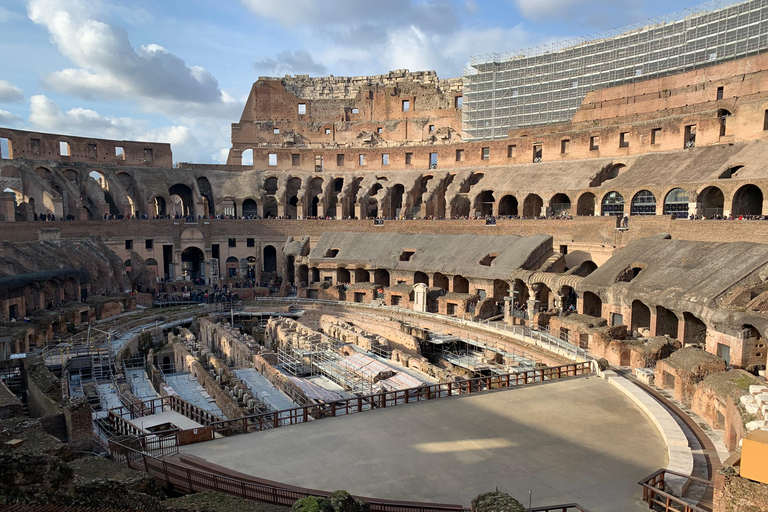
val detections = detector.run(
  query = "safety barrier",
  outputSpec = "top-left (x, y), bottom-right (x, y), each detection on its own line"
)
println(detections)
top-left (638, 469), bottom-right (712, 512)
top-left (209, 362), bottom-right (592, 436)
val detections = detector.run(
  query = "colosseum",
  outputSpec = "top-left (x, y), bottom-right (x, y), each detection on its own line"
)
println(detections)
top-left (2, 1), bottom-right (768, 511)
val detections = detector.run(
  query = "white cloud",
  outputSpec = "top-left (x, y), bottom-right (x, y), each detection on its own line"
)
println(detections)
top-left (0, 109), bottom-right (23, 126)
top-left (255, 50), bottom-right (328, 77)
top-left (241, 0), bottom-right (530, 78)
top-left (0, 80), bottom-right (24, 103)
top-left (27, 95), bottom-right (230, 163)
top-left (27, 0), bottom-right (239, 118)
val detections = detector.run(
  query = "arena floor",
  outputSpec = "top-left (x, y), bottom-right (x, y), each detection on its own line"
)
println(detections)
top-left (180, 377), bottom-right (667, 512)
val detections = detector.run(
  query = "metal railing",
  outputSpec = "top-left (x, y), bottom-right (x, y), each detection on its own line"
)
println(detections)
top-left (638, 469), bottom-right (713, 512)
top-left (209, 362), bottom-right (592, 436)
top-left (528, 506), bottom-right (591, 512)
top-left (249, 297), bottom-right (591, 362)
top-left (107, 395), bottom-right (224, 437)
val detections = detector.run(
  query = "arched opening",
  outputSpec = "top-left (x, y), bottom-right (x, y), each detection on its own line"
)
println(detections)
top-left (337, 268), bottom-right (351, 284)
top-left (246, 256), bottom-right (258, 279)
top-left (242, 198), bottom-right (258, 217)
top-left (549, 193), bottom-right (571, 217)
top-left (664, 188), bottom-right (689, 216)
top-left (523, 194), bottom-right (543, 218)
top-left (630, 190), bottom-right (656, 215)
top-left (263, 245), bottom-right (277, 273)
top-left (354, 268), bottom-right (370, 283)
top-left (104, 191), bottom-right (121, 216)
top-left (451, 195), bottom-right (470, 217)
top-left (153, 196), bottom-right (167, 216)
top-left (656, 306), bottom-right (679, 338)
top-left (390, 184), bottom-right (405, 218)
top-left (582, 292), bottom-right (602, 318)
top-left (573, 260), bottom-right (598, 277)
top-left (631, 300), bottom-right (651, 332)
top-left (63, 277), bottom-right (79, 302)
top-left (537, 284), bottom-right (551, 311)
top-left (576, 192), bottom-right (596, 216)
top-left (498, 195), bottom-right (518, 216)
top-left (88, 170), bottom-right (107, 189)
top-left (616, 266), bottom-right (644, 283)
top-left (493, 279), bottom-right (509, 300)
top-left (717, 108), bottom-right (732, 137)
top-left (181, 247), bottom-right (205, 280)
top-left (286, 177), bottom-right (301, 219)
top-left (433, 272), bottom-right (449, 291)
top-left (374, 269), bottom-right (390, 287)
top-left (264, 197), bottom-right (278, 218)
top-left (683, 312), bottom-right (707, 346)
top-left (698, 186), bottom-right (724, 218)
top-left (742, 324), bottom-right (764, 370)
top-left (226, 256), bottom-right (239, 278)
top-left (298, 265), bottom-right (309, 285)
top-left (453, 275), bottom-right (469, 293)
top-left (145, 258), bottom-right (159, 279)
top-left (168, 184), bottom-right (195, 217)
top-left (241, 148), bottom-right (253, 166)
top-left (601, 191), bottom-right (624, 216)
top-left (718, 165), bottom-right (744, 179)
top-left (311, 267), bottom-right (320, 282)
top-left (732, 184), bottom-right (763, 216)
top-left (220, 198), bottom-right (236, 217)
top-left (308, 177), bottom-right (323, 217)
top-left (414, 271), bottom-right (429, 285)
top-left (197, 177), bottom-right (215, 216)
top-left (474, 190), bottom-right (495, 217)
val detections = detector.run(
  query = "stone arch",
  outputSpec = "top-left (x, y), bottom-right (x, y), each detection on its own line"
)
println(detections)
top-left (88, 170), bottom-right (107, 189)
top-left (241, 148), bottom-right (253, 166)
top-left (493, 279), bottom-right (509, 300)
top-left (631, 300), bottom-right (651, 332)
top-left (263, 245), bottom-right (277, 273)
top-left (298, 265), bottom-right (309, 285)
top-left (285, 177), bottom-right (302, 219)
top-left (337, 267), bottom-right (351, 284)
top-left (433, 272), bottom-right (449, 291)
top-left (355, 268), bottom-right (370, 283)
top-left (62, 169), bottom-right (79, 183)
top-left (63, 277), bottom-right (79, 302)
top-left (523, 194), bottom-right (543, 218)
top-left (656, 306), bottom-right (679, 338)
top-left (582, 291), bottom-right (602, 318)
top-left (226, 256), bottom-right (240, 278)
top-left (169, 184), bottom-right (195, 217)
top-left (151, 195), bottom-right (167, 217)
top-left (601, 191), bottom-right (625, 216)
top-left (389, 184), bottom-right (405, 218)
top-left (697, 186), bottom-right (724, 217)
top-left (474, 190), bottom-right (495, 217)
top-left (453, 275), bottom-right (469, 294)
top-left (242, 198), bottom-right (258, 217)
top-left (664, 188), bottom-right (689, 216)
top-left (414, 271), bottom-right (429, 285)
top-left (576, 192), bottom-right (596, 216)
top-left (630, 190), bottom-right (656, 215)
top-left (196, 177), bottom-right (215, 216)
top-left (181, 247), bottom-right (205, 280)
top-left (307, 177), bottom-right (324, 217)
top-left (498, 195), bottom-right (518, 216)
top-left (573, 260), bottom-right (598, 277)
top-left (549, 193), bottom-right (571, 216)
top-left (374, 269), bottom-right (390, 287)
top-left (731, 184), bottom-right (763, 216)
top-left (683, 312), bottom-right (707, 346)
top-left (451, 195), bottom-right (471, 217)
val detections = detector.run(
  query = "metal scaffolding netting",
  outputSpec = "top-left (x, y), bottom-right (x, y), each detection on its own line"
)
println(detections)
top-left (463, 0), bottom-right (768, 139)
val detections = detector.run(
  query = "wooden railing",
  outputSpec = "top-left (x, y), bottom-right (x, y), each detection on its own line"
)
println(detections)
top-left (638, 469), bottom-right (713, 512)
top-left (209, 362), bottom-right (593, 436)
top-left (109, 437), bottom-right (590, 512)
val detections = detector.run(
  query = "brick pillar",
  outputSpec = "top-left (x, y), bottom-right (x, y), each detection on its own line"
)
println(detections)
top-left (64, 397), bottom-right (93, 451)
top-left (678, 316), bottom-right (687, 345)
top-left (649, 308), bottom-right (659, 336)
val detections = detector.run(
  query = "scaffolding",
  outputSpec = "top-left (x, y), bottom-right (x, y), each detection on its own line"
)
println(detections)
top-left (463, 0), bottom-right (768, 139)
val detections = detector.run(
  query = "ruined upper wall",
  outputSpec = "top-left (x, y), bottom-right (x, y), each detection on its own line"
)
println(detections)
top-left (266, 70), bottom-right (462, 101)
top-left (228, 70), bottom-right (464, 163)
top-left (0, 128), bottom-right (173, 168)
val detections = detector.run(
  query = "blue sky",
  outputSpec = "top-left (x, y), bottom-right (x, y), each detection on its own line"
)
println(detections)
top-left (0, 0), bottom-right (703, 163)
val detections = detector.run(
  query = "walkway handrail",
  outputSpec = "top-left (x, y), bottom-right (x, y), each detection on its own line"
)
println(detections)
top-left (638, 469), bottom-right (713, 512)
top-left (208, 362), bottom-right (592, 437)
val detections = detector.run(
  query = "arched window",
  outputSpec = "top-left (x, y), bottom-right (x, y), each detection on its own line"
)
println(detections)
top-left (601, 191), bottom-right (624, 216)
top-left (663, 188), bottom-right (689, 215)
top-left (630, 190), bottom-right (656, 215)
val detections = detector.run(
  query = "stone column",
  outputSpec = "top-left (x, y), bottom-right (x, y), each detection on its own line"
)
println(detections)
top-left (527, 284), bottom-right (541, 315)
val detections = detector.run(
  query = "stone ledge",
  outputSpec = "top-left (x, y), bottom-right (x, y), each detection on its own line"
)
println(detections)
top-left (600, 370), bottom-right (694, 496)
